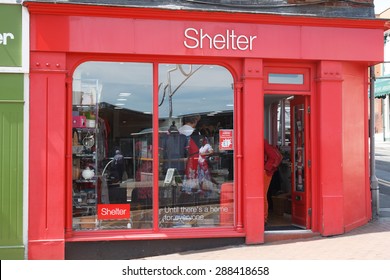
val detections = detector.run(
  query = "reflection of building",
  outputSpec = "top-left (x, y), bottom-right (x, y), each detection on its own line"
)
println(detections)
top-left (11, 0), bottom-right (389, 259)
top-left (374, 8), bottom-right (390, 141)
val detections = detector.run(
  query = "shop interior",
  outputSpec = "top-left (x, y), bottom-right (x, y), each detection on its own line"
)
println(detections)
top-left (264, 93), bottom-right (308, 231)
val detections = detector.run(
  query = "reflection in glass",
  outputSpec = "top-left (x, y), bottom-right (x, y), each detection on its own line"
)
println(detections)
top-left (293, 104), bottom-right (305, 192)
top-left (277, 99), bottom-right (291, 146)
top-left (71, 62), bottom-right (235, 231)
top-left (158, 64), bottom-right (235, 228)
top-left (72, 62), bottom-right (153, 230)
top-left (269, 73), bottom-right (304, 85)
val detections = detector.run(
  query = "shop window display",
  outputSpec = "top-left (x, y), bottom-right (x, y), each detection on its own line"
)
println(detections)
top-left (158, 64), bottom-right (234, 228)
top-left (71, 62), bottom-right (234, 231)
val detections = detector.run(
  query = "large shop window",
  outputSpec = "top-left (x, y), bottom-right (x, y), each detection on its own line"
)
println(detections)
top-left (71, 62), bottom-right (234, 231)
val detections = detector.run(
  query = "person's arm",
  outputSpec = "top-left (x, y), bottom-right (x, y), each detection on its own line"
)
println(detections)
top-left (264, 140), bottom-right (279, 175)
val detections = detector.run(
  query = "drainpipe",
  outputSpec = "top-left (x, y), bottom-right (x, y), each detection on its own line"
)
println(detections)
top-left (370, 66), bottom-right (380, 220)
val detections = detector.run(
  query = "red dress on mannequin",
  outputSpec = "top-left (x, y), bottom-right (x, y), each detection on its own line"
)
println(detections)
top-left (185, 136), bottom-right (200, 183)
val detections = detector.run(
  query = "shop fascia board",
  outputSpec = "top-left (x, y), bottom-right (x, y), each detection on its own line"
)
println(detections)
top-left (23, 1), bottom-right (387, 31)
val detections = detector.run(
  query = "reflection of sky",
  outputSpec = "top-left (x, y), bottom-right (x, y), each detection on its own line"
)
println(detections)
top-left (74, 62), bottom-right (153, 112)
top-left (73, 62), bottom-right (233, 117)
top-left (268, 73), bottom-right (303, 85)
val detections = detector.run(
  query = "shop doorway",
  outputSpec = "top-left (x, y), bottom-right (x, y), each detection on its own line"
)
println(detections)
top-left (264, 94), bottom-right (311, 231)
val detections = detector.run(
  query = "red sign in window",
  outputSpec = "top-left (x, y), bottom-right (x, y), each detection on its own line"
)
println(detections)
top-left (97, 204), bottom-right (130, 220)
top-left (219, 129), bottom-right (233, 150)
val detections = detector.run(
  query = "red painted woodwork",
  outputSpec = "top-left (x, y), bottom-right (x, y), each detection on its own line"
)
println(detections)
top-left (316, 61), bottom-right (344, 236)
top-left (264, 67), bottom-right (311, 92)
top-left (290, 96), bottom-right (312, 228)
top-left (29, 52), bottom-right (67, 259)
top-left (242, 58), bottom-right (264, 244)
top-left (341, 63), bottom-right (372, 231)
top-left (234, 82), bottom-right (244, 232)
top-left (28, 15), bottom-right (384, 64)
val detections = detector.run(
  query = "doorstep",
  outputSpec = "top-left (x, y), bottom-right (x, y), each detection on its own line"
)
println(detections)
top-left (264, 230), bottom-right (320, 243)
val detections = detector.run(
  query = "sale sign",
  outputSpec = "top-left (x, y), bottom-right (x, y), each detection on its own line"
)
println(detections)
top-left (219, 129), bottom-right (233, 150)
top-left (97, 204), bottom-right (130, 220)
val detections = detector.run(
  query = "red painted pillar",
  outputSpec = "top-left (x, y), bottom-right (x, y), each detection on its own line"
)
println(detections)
top-left (316, 61), bottom-right (344, 236)
top-left (28, 52), bottom-right (67, 259)
top-left (242, 58), bottom-right (264, 244)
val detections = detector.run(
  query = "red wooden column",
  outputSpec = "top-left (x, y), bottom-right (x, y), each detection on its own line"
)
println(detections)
top-left (242, 58), bottom-right (264, 244)
top-left (28, 52), bottom-right (67, 259)
top-left (316, 61), bottom-right (344, 236)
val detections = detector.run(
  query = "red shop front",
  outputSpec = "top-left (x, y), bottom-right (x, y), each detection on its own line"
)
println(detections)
top-left (25, 2), bottom-right (385, 259)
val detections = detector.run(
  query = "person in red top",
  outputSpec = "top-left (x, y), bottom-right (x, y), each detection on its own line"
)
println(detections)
top-left (264, 139), bottom-right (283, 224)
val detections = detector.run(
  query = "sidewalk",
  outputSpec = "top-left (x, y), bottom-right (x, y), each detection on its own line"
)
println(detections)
top-left (144, 217), bottom-right (390, 260)
top-left (143, 135), bottom-right (390, 260)
top-left (144, 137), bottom-right (390, 260)
top-left (375, 134), bottom-right (390, 156)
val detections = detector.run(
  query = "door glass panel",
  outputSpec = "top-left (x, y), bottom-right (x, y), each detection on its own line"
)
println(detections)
top-left (277, 99), bottom-right (291, 147)
top-left (72, 61), bottom-right (153, 230)
top-left (293, 104), bottom-right (305, 192)
top-left (158, 64), bottom-right (235, 228)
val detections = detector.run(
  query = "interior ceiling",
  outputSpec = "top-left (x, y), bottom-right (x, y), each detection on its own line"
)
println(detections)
top-left (264, 94), bottom-right (292, 106)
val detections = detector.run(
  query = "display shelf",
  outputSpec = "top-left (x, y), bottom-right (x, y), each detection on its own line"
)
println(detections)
top-left (74, 127), bottom-right (96, 132)
top-left (72, 79), bottom-right (100, 230)
top-left (73, 154), bottom-right (95, 158)
top-left (74, 179), bottom-right (97, 183)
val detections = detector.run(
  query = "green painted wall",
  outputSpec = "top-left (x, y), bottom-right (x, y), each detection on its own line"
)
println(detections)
top-left (0, 74), bottom-right (24, 260)
top-left (0, 4), bottom-right (22, 67)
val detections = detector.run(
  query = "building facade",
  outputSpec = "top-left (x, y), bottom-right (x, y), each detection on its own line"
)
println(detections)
top-left (1, 0), bottom-right (386, 259)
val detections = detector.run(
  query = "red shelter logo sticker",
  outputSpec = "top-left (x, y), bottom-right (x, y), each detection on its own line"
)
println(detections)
top-left (219, 129), bottom-right (233, 150)
top-left (98, 204), bottom-right (130, 220)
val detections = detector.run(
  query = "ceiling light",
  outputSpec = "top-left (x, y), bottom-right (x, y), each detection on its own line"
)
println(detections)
top-left (119, 92), bottom-right (132, 97)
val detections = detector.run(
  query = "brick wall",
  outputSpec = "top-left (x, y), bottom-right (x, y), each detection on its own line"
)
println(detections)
top-left (375, 99), bottom-right (383, 133)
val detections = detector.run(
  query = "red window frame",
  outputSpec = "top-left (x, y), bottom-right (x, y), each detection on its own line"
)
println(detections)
top-left (264, 67), bottom-right (311, 92)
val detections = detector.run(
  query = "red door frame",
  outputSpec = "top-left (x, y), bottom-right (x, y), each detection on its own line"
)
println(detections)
top-left (263, 63), bottom-right (314, 232)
